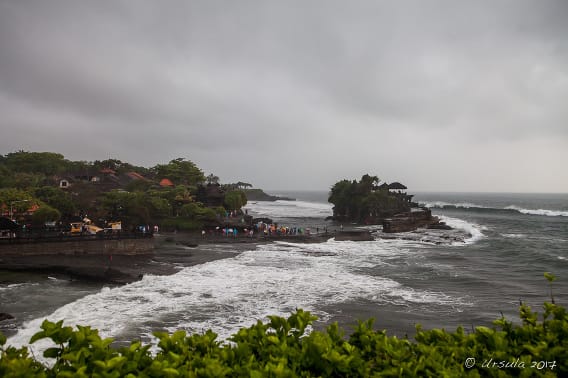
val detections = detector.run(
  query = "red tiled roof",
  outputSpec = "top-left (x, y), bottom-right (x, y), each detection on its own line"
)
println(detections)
top-left (159, 178), bottom-right (174, 187)
top-left (127, 172), bottom-right (146, 180)
top-left (27, 204), bottom-right (40, 213)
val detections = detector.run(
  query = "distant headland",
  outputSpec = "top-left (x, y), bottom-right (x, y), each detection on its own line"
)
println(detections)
top-left (241, 189), bottom-right (295, 202)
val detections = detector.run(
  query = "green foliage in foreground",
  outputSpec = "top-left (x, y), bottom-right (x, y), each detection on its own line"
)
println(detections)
top-left (1, 301), bottom-right (567, 377)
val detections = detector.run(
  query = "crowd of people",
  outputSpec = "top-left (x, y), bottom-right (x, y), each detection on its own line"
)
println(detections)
top-left (201, 221), bottom-right (328, 239)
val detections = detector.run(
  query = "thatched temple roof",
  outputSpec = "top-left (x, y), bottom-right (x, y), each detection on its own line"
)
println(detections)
top-left (388, 182), bottom-right (407, 190)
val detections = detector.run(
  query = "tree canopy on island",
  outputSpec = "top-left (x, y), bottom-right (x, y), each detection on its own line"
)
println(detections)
top-left (328, 174), bottom-right (412, 223)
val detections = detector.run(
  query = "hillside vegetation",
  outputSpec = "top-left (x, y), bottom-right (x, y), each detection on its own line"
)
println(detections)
top-left (0, 151), bottom-right (248, 231)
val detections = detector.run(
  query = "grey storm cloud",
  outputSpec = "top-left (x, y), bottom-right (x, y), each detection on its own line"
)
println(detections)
top-left (1, 1), bottom-right (567, 192)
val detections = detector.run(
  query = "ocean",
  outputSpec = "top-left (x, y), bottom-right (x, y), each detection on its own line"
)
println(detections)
top-left (1, 191), bottom-right (567, 353)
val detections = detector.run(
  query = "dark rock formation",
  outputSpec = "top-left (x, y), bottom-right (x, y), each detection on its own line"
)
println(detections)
top-left (335, 230), bottom-right (374, 241)
top-left (427, 222), bottom-right (452, 230)
top-left (382, 208), bottom-right (451, 233)
top-left (0, 313), bottom-right (14, 321)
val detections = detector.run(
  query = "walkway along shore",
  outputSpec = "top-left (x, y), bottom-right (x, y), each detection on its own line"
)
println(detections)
top-left (0, 233), bottom-right (156, 284)
top-left (0, 230), bottom-right (374, 284)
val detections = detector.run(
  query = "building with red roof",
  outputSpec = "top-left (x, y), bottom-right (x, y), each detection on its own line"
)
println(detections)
top-left (159, 178), bottom-right (174, 187)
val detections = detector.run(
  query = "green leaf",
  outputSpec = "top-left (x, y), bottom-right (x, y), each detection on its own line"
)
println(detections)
top-left (29, 330), bottom-right (46, 344)
top-left (43, 347), bottom-right (61, 358)
top-left (163, 367), bottom-right (180, 376)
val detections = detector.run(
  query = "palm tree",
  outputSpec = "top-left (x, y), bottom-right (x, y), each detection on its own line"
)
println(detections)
top-left (206, 174), bottom-right (220, 185)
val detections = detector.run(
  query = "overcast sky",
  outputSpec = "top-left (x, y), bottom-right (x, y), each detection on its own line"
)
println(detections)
top-left (1, 1), bottom-right (567, 192)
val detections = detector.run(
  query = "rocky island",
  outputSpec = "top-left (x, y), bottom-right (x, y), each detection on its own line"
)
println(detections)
top-left (328, 174), bottom-right (450, 234)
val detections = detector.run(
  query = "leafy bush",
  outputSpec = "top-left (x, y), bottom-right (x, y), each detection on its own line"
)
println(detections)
top-left (179, 203), bottom-right (217, 221)
top-left (31, 205), bottom-right (61, 226)
top-left (224, 190), bottom-right (247, 211)
top-left (160, 217), bottom-right (203, 231)
top-left (1, 277), bottom-right (567, 377)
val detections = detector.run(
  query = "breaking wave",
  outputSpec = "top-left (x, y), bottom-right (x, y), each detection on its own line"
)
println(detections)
top-left (439, 216), bottom-right (486, 245)
top-left (245, 200), bottom-right (333, 219)
top-left (504, 206), bottom-right (568, 217)
top-left (421, 201), bottom-right (489, 209)
top-left (422, 201), bottom-right (568, 217)
top-left (9, 238), bottom-right (472, 351)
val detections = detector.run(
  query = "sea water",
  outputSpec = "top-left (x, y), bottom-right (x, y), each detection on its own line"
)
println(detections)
top-left (2, 191), bottom-right (567, 352)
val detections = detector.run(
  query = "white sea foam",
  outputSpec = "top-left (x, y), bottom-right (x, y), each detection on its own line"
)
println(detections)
top-left (0, 282), bottom-right (39, 292)
top-left (501, 233), bottom-right (527, 239)
top-left (9, 238), bottom-right (471, 352)
top-left (439, 216), bottom-right (486, 245)
top-left (423, 201), bottom-right (568, 218)
top-left (244, 200), bottom-right (333, 218)
top-left (421, 201), bottom-right (488, 209)
top-left (505, 206), bottom-right (568, 217)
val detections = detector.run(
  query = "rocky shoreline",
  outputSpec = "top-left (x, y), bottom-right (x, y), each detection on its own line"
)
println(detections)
top-left (0, 232), bottom-right (330, 285)
top-left (0, 221), bottom-right (469, 285)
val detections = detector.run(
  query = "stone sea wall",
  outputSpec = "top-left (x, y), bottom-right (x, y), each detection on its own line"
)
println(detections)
top-left (0, 237), bottom-right (154, 257)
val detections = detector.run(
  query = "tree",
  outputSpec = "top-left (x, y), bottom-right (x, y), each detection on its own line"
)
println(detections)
top-left (2, 151), bottom-right (68, 175)
top-left (224, 190), bottom-right (247, 211)
top-left (0, 164), bottom-right (15, 189)
top-left (31, 205), bottom-right (61, 225)
top-left (34, 186), bottom-right (76, 217)
top-left (328, 179), bottom-right (354, 218)
top-left (357, 174), bottom-right (379, 195)
top-left (179, 203), bottom-right (217, 221)
top-left (148, 185), bottom-right (193, 217)
top-left (0, 189), bottom-right (35, 217)
top-left (146, 196), bottom-right (171, 218)
top-left (93, 159), bottom-right (123, 171)
top-left (11, 172), bottom-right (46, 190)
top-left (68, 182), bottom-right (100, 218)
top-left (93, 159), bottom-right (150, 175)
top-left (150, 158), bottom-right (205, 186)
top-left (206, 174), bottom-right (220, 185)
top-left (125, 179), bottom-right (153, 193)
top-left (236, 181), bottom-right (253, 189)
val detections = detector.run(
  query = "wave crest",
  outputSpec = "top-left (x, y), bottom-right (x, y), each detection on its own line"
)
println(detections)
top-left (422, 201), bottom-right (568, 217)
top-left (438, 216), bottom-right (486, 245)
top-left (504, 205), bottom-right (568, 217)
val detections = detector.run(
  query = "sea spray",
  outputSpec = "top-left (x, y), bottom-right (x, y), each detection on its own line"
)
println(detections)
top-left (438, 216), bottom-right (486, 245)
top-left (9, 238), bottom-right (472, 351)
